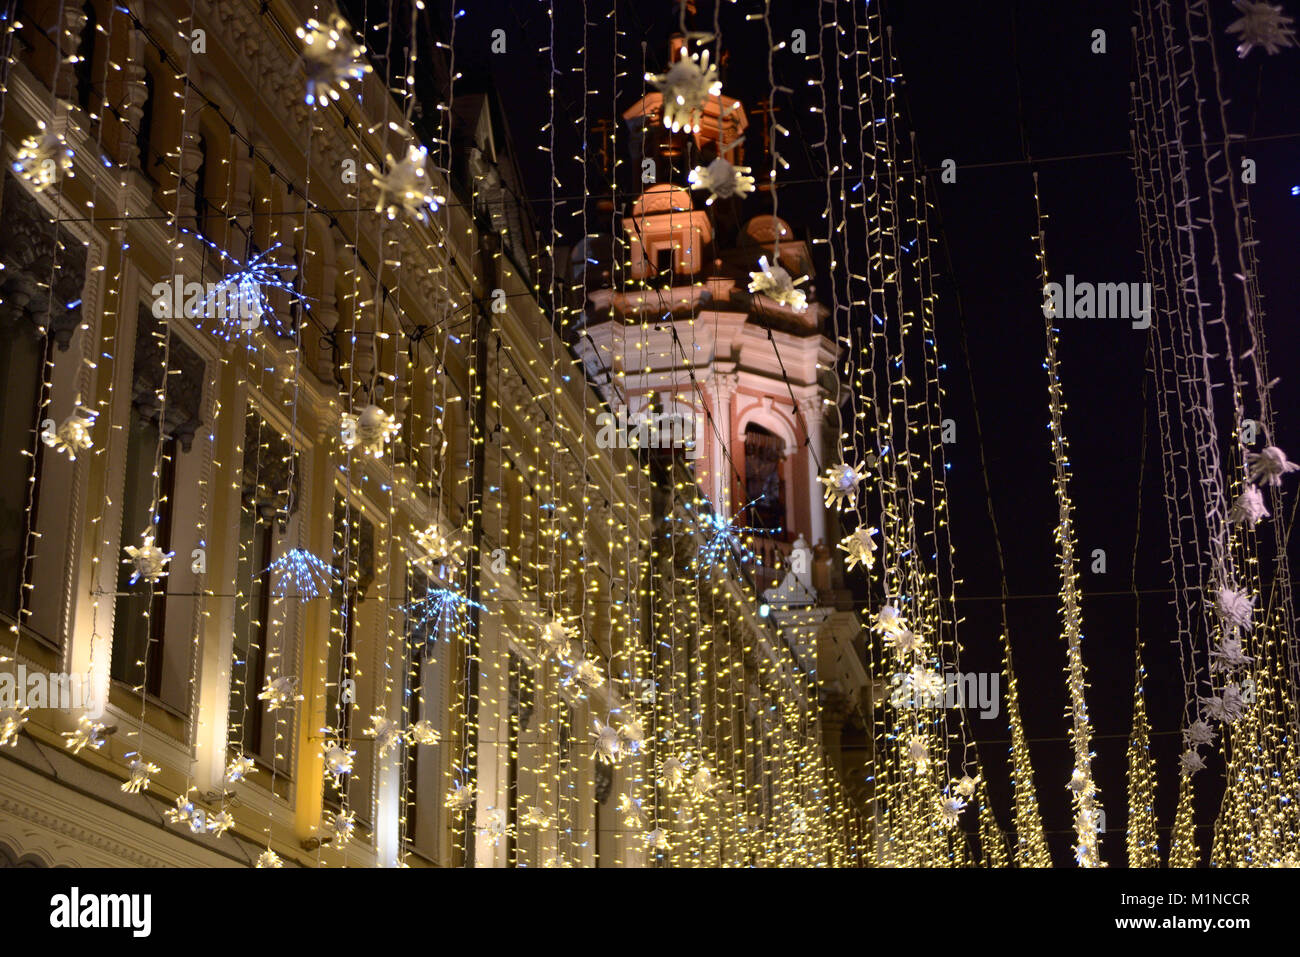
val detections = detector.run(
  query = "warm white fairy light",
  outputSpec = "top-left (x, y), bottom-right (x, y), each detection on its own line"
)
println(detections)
top-left (297, 14), bottom-right (372, 107)
top-left (12, 122), bottom-right (73, 192)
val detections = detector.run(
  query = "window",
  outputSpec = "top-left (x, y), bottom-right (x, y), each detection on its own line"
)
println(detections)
top-left (136, 69), bottom-right (157, 180)
top-left (192, 132), bottom-right (210, 236)
top-left (403, 570), bottom-right (445, 859)
top-left (73, 2), bottom-right (99, 117)
top-left (0, 323), bottom-right (46, 623)
top-left (325, 495), bottom-right (371, 810)
top-left (655, 245), bottom-right (674, 276)
top-left (109, 413), bottom-right (176, 697)
top-left (744, 423), bottom-right (786, 534)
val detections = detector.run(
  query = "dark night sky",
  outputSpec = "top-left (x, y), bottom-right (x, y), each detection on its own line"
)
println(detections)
top-left (425, 0), bottom-right (1300, 864)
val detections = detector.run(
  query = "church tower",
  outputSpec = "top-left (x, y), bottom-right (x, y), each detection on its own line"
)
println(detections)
top-left (576, 33), bottom-right (840, 593)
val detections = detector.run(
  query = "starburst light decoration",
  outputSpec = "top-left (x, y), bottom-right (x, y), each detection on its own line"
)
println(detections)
top-left (838, 525), bottom-right (878, 572)
top-left (748, 255), bottom-right (809, 312)
top-left (0, 706), bottom-right (29, 747)
top-left (819, 461), bottom-right (868, 508)
top-left (120, 756), bottom-right (160, 794)
top-left (256, 849), bottom-right (284, 868)
top-left (340, 404), bottom-right (401, 458)
top-left (200, 244), bottom-right (301, 340)
top-left (297, 14), bottom-right (372, 106)
top-left (12, 122), bottom-right (73, 192)
top-left (258, 675), bottom-right (304, 711)
top-left (263, 548), bottom-right (336, 601)
top-left (1226, 1), bottom-right (1297, 56)
top-left (367, 144), bottom-right (445, 224)
top-left (645, 48), bottom-right (722, 134)
top-left (41, 397), bottom-right (97, 460)
top-left (444, 781), bottom-right (476, 813)
top-left (62, 715), bottom-right (107, 754)
top-left (1229, 485), bottom-right (1270, 527)
top-left (1245, 445), bottom-right (1299, 486)
top-left (365, 712), bottom-right (407, 759)
top-left (403, 586), bottom-right (484, 636)
top-left (165, 789), bottom-right (207, 833)
top-left (408, 720), bottom-right (441, 746)
top-left (412, 523), bottom-right (464, 574)
top-left (688, 155), bottom-right (755, 205)
top-left (226, 753), bottom-right (256, 784)
top-left (123, 529), bottom-right (174, 585)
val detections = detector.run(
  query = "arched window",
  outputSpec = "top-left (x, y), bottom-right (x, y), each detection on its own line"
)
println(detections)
top-left (744, 423), bottom-right (785, 534)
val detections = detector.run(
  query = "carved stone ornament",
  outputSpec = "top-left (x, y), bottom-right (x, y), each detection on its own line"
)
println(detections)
top-left (0, 172), bottom-right (87, 350)
top-left (130, 304), bottom-right (206, 451)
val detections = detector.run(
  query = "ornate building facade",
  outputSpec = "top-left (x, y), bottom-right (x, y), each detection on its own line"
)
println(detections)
top-left (0, 0), bottom-right (871, 867)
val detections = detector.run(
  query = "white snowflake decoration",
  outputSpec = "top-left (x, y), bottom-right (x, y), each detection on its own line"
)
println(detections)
top-left (327, 809), bottom-right (356, 847)
top-left (122, 529), bottom-right (174, 585)
top-left (445, 781), bottom-right (476, 813)
top-left (1214, 586), bottom-right (1255, 632)
top-left (688, 155), bottom-right (755, 205)
top-left (838, 525), bottom-right (878, 572)
top-left (954, 773), bottom-right (981, 799)
top-left (591, 719), bottom-right (622, 765)
top-left (907, 735), bottom-right (930, 773)
top-left (644, 828), bottom-right (670, 851)
top-left (258, 675), bottom-right (303, 712)
top-left (658, 754), bottom-right (687, 792)
top-left (41, 399), bottom-right (96, 461)
top-left (409, 719), bottom-right (441, 747)
top-left (0, 706), bottom-right (29, 747)
top-left (297, 14), bottom-right (372, 107)
top-left (748, 255), bottom-right (809, 312)
top-left (365, 712), bottom-right (407, 759)
top-left (478, 807), bottom-right (511, 847)
top-left (367, 144), bottom-right (445, 224)
top-left (322, 738), bottom-right (356, 780)
top-left (873, 604), bottom-right (908, 640)
top-left (12, 124), bottom-right (74, 193)
top-left (1067, 768), bottom-right (1093, 796)
top-left (617, 717), bottom-right (646, 756)
top-left (340, 404), bottom-right (400, 458)
top-left (1179, 748), bottom-right (1206, 777)
top-left (903, 665), bottom-right (947, 707)
top-left (939, 795), bottom-right (966, 827)
top-left (165, 789), bottom-right (207, 833)
top-left (120, 756), bottom-right (160, 795)
top-left (62, 715), bottom-right (107, 754)
top-left (1183, 719), bottom-right (1217, 748)
top-left (413, 523), bottom-right (464, 574)
top-left (256, 849), bottom-right (284, 868)
top-left (689, 765), bottom-right (717, 801)
top-left (540, 618), bottom-right (577, 659)
top-left (1201, 683), bottom-right (1247, 724)
top-left (645, 48), bottom-right (722, 134)
top-left (567, 657), bottom-right (604, 691)
top-left (206, 810), bottom-right (235, 837)
top-left (616, 793), bottom-right (648, 830)
top-left (1209, 635), bottom-right (1253, 673)
top-left (1245, 445), bottom-right (1299, 487)
top-left (225, 753), bottom-right (256, 784)
top-left (819, 460), bottom-right (867, 508)
top-left (1229, 485), bottom-right (1271, 528)
top-left (1226, 1), bottom-right (1297, 56)
top-left (519, 806), bottom-right (552, 829)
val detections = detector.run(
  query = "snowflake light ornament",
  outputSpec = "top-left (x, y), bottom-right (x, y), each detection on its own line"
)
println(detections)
top-left (206, 810), bottom-right (235, 837)
top-left (658, 754), bottom-right (687, 792)
top-left (256, 849), bottom-right (284, 868)
top-left (409, 720), bottom-right (441, 747)
top-left (41, 398), bottom-right (96, 460)
top-left (688, 155), bottom-right (756, 205)
top-left (120, 756), bottom-right (160, 795)
top-left (1201, 683), bottom-right (1247, 724)
top-left (838, 525), bottom-right (878, 572)
top-left (367, 144), bottom-right (445, 224)
top-left (591, 719), bottom-right (622, 765)
top-left (1229, 485), bottom-right (1271, 528)
top-left (123, 529), bottom-right (173, 585)
top-left (258, 675), bottom-right (303, 712)
top-left (63, 715), bottom-right (107, 754)
top-left (200, 244), bottom-right (302, 340)
top-left (1179, 749), bottom-right (1206, 777)
top-left (165, 789), bottom-right (207, 833)
top-left (873, 604), bottom-right (908, 640)
top-left (907, 735), bottom-right (930, 773)
top-left (565, 657), bottom-right (604, 692)
top-left (819, 461), bottom-right (868, 508)
top-left (327, 809), bottom-right (356, 847)
top-left (322, 737), bottom-right (356, 781)
top-left (1214, 586), bottom-right (1255, 632)
top-left (1183, 719), bottom-right (1217, 748)
top-left (939, 794), bottom-right (967, 827)
top-left (902, 665), bottom-right (947, 708)
top-left (1245, 445), bottom-right (1299, 486)
top-left (413, 524), bottom-right (464, 574)
top-left (478, 807), bottom-right (511, 847)
top-left (264, 548), bottom-right (336, 602)
top-left (365, 712), bottom-right (407, 759)
top-left (226, 753), bottom-right (256, 784)
top-left (0, 706), bottom-right (29, 747)
top-left (445, 781), bottom-right (476, 813)
top-left (645, 48), bottom-right (722, 134)
top-left (689, 765), bottom-right (718, 801)
top-left (12, 123), bottom-right (73, 192)
top-left (519, 807), bottom-right (552, 829)
top-left (297, 14), bottom-right (372, 107)
top-left (645, 828), bottom-right (670, 851)
top-left (689, 497), bottom-right (761, 576)
top-left (403, 586), bottom-right (484, 636)
top-left (340, 404), bottom-right (400, 458)
top-left (616, 793), bottom-right (648, 830)
top-left (617, 717), bottom-right (646, 756)
top-left (1209, 635), bottom-right (1253, 674)
top-left (1226, 1), bottom-right (1297, 56)
top-left (540, 618), bottom-right (578, 660)
top-left (954, 773), bottom-right (982, 799)
top-left (748, 255), bottom-right (809, 312)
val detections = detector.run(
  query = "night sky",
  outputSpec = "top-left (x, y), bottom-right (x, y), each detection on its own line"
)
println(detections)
top-left (421, 0), bottom-right (1300, 864)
